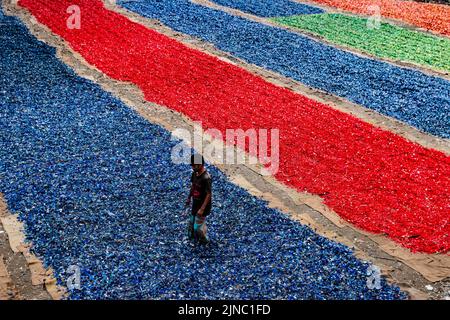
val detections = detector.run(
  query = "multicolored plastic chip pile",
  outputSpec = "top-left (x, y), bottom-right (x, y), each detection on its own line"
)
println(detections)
top-left (0, 6), bottom-right (407, 300)
top-left (308, 0), bottom-right (450, 37)
top-left (16, 0), bottom-right (450, 253)
top-left (115, 0), bottom-right (450, 138)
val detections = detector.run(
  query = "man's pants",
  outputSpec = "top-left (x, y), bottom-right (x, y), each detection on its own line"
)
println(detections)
top-left (188, 215), bottom-right (209, 243)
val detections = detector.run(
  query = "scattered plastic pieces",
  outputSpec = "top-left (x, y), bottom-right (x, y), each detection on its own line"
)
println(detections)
top-left (113, 0), bottom-right (450, 138)
top-left (308, 0), bottom-right (450, 37)
top-left (210, 0), bottom-right (324, 17)
top-left (273, 13), bottom-right (450, 73)
top-left (0, 7), bottom-right (407, 300)
top-left (18, 0), bottom-right (450, 253)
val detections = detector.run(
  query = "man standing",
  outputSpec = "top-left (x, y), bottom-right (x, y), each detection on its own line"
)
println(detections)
top-left (186, 154), bottom-right (212, 244)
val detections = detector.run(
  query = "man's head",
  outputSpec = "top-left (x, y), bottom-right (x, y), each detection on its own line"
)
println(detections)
top-left (191, 154), bottom-right (205, 173)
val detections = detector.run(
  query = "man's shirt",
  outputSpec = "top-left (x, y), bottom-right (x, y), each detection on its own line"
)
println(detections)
top-left (191, 170), bottom-right (212, 216)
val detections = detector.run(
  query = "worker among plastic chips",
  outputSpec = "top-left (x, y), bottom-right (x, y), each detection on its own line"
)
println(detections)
top-left (185, 154), bottom-right (212, 244)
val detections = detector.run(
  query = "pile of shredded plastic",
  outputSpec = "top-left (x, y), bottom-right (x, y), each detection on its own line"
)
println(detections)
top-left (111, 0), bottom-right (450, 138)
top-left (0, 6), bottom-right (407, 300)
top-left (308, 0), bottom-right (450, 36)
top-left (18, 0), bottom-right (450, 253)
top-left (273, 13), bottom-right (450, 73)
top-left (210, 0), bottom-right (324, 16)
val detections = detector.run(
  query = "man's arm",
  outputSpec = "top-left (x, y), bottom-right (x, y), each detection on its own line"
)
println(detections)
top-left (197, 192), bottom-right (211, 217)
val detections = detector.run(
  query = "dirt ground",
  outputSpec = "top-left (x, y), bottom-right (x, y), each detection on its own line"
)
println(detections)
top-left (0, 225), bottom-right (51, 300)
top-left (1, 0), bottom-right (449, 300)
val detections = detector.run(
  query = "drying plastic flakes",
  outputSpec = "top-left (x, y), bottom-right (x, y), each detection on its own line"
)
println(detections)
top-left (18, 0), bottom-right (450, 253)
top-left (110, 0), bottom-right (450, 138)
top-left (210, 0), bottom-right (324, 17)
top-left (273, 13), bottom-right (450, 73)
top-left (308, 0), bottom-right (450, 37)
top-left (0, 6), bottom-right (406, 300)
